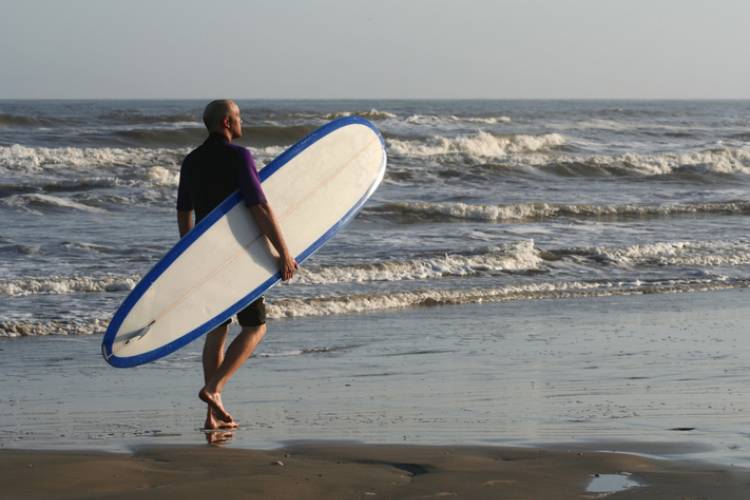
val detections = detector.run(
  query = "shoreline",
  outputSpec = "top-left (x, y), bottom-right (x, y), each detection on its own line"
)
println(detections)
top-left (3, 289), bottom-right (750, 468)
top-left (3, 442), bottom-right (749, 499)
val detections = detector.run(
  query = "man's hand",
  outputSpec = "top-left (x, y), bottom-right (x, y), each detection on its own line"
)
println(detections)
top-left (280, 252), bottom-right (298, 281)
top-left (250, 203), bottom-right (298, 281)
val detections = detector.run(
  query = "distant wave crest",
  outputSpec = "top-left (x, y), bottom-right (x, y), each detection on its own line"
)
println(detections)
top-left (405, 114), bottom-right (512, 126)
top-left (374, 200), bottom-right (750, 222)
top-left (0, 112), bottom-right (62, 127)
top-left (387, 132), bottom-right (566, 160)
top-left (324, 109), bottom-right (398, 120)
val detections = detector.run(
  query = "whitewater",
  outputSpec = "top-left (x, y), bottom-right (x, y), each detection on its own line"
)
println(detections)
top-left (1, 99), bottom-right (750, 337)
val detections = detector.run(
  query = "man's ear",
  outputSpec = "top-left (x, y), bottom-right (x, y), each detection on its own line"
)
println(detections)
top-left (222, 116), bottom-right (230, 129)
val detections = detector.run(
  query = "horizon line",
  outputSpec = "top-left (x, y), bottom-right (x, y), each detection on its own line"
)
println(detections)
top-left (2, 97), bottom-right (750, 102)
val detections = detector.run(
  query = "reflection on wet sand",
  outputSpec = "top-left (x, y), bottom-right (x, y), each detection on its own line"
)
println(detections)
top-left (205, 430), bottom-right (234, 446)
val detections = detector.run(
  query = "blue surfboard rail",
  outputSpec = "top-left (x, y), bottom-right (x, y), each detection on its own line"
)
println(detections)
top-left (102, 116), bottom-right (386, 368)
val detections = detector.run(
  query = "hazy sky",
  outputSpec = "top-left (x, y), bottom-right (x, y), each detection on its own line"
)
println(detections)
top-left (3, 0), bottom-right (749, 99)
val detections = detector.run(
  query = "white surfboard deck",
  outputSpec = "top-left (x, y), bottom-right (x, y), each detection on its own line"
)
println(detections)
top-left (102, 116), bottom-right (386, 367)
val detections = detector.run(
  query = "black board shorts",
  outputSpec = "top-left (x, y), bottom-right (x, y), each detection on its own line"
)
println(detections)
top-left (221, 297), bottom-right (266, 328)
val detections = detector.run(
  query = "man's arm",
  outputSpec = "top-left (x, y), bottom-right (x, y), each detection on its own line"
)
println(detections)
top-left (176, 155), bottom-right (193, 238)
top-left (249, 203), bottom-right (298, 281)
top-left (178, 210), bottom-right (194, 238)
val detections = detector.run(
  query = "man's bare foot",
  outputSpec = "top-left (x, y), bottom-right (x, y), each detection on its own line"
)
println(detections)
top-left (199, 387), bottom-right (233, 422)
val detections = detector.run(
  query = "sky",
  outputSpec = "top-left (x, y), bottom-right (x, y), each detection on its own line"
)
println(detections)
top-left (2, 0), bottom-right (749, 99)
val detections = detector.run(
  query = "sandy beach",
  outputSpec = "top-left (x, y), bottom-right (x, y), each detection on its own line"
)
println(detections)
top-left (3, 443), bottom-right (750, 499)
top-left (3, 289), bottom-right (750, 497)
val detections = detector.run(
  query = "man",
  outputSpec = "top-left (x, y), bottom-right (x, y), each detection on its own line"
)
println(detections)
top-left (176, 100), bottom-right (297, 430)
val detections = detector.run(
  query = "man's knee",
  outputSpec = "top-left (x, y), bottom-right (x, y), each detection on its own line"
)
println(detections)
top-left (241, 324), bottom-right (266, 340)
top-left (205, 324), bottom-right (229, 344)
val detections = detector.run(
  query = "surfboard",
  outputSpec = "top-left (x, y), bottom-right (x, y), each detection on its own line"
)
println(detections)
top-left (102, 116), bottom-right (386, 368)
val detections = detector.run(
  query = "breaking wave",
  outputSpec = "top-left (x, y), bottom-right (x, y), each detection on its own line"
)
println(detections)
top-left (5, 237), bottom-right (749, 300)
top-left (296, 241), bottom-right (542, 284)
top-left (0, 144), bottom-right (186, 172)
top-left (0, 144), bottom-right (281, 210)
top-left (3, 277), bottom-right (743, 336)
top-left (579, 240), bottom-right (750, 268)
top-left (385, 133), bottom-right (750, 178)
top-left (387, 132), bottom-right (566, 161)
top-left (374, 200), bottom-right (750, 223)
top-left (267, 278), bottom-right (744, 319)
top-left (0, 243), bottom-right (539, 298)
top-left (0, 275), bottom-right (138, 297)
top-left (405, 114), bottom-right (512, 126)
top-left (547, 148), bottom-right (750, 177)
top-left (324, 109), bottom-right (398, 120)
top-left (0, 318), bottom-right (108, 337)
top-left (0, 144), bottom-right (281, 175)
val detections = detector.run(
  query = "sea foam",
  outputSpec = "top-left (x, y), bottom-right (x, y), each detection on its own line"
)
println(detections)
top-left (266, 278), bottom-right (738, 319)
top-left (377, 200), bottom-right (750, 223)
top-left (296, 241), bottom-right (542, 284)
top-left (0, 275), bottom-right (138, 297)
top-left (590, 240), bottom-right (750, 267)
top-left (0, 144), bottom-right (186, 172)
top-left (324, 109), bottom-right (398, 121)
top-left (570, 148), bottom-right (750, 176)
top-left (405, 114), bottom-right (512, 126)
top-left (0, 318), bottom-right (109, 337)
top-left (386, 132), bottom-right (566, 161)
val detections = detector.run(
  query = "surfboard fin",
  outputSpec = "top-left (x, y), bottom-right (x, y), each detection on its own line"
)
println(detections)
top-left (124, 320), bottom-right (155, 344)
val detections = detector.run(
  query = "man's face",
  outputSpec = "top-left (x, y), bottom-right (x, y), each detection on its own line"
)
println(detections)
top-left (226, 104), bottom-right (243, 139)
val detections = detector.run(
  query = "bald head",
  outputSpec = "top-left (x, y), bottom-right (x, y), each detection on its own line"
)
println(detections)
top-left (202, 99), bottom-right (243, 140)
top-left (203, 99), bottom-right (238, 132)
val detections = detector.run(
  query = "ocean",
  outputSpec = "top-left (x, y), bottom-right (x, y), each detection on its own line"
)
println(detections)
top-left (2, 100), bottom-right (750, 336)
top-left (2, 100), bottom-right (750, 462)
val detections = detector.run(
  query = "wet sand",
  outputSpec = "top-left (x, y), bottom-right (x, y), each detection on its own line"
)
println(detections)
top-left (3, 289), bottom-right (750, 468)
top-left (3, 443), bottom-right (750, 499)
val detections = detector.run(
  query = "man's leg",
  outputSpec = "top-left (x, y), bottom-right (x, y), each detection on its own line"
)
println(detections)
top-left (199, 323), bottom-right (267, 422)
top-left (202, 323), bottom-right (234, 430)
